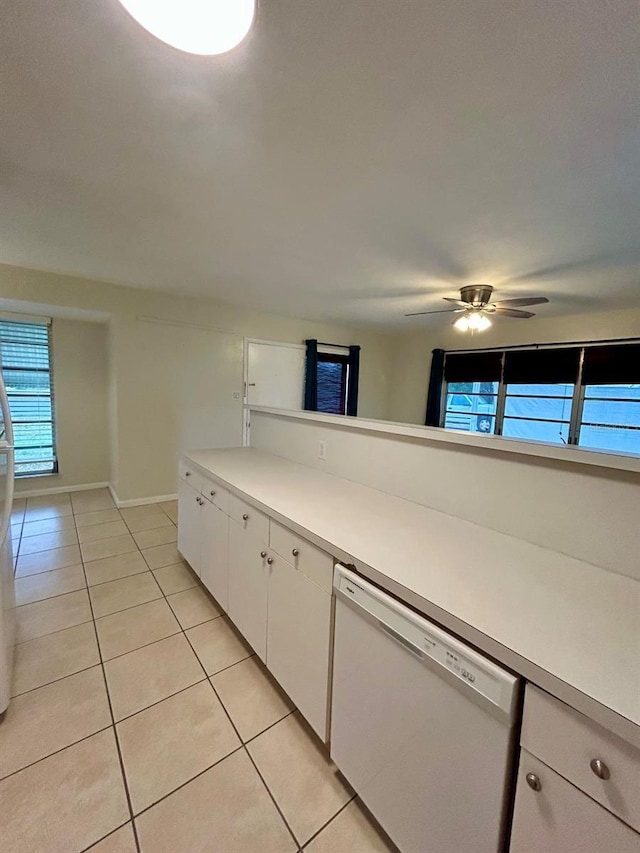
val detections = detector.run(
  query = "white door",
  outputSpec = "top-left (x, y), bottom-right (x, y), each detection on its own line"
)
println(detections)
top-left (267, 554), bottom-right (332, 740)
top-left (177, 479), bottom-right (201, 575)
top-left (245, 340), bottom-right (305, 405)
top-left (510, 751), bottom-right (640, 852)
top-left (200, 499), bottom-right (229, 611)
top-left (227, 517), bottom-right (269, 661)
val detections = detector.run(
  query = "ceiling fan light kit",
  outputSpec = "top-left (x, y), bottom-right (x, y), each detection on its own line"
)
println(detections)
top-left (454, 311), bottom-right (492, 333)
top-left (406, 284), bottom-right (549, 333)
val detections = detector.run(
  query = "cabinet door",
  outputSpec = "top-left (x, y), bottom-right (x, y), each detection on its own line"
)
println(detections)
top-left (200, 500), bottom-right (229, 611)
top-left (177, 478), bottom-right (201, 575)
top-left (510, 751), bottom-right (640, 852)
top-left (267, 556), bottom-right (332, 740)
top-left (227, 518), bottom-right (268, 661)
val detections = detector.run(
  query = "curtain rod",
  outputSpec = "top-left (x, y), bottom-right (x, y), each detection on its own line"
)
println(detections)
top-left (441, 335), bottom-right (640, 356)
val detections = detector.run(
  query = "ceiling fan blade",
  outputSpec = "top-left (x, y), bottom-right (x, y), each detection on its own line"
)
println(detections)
top-left (492, 296), bottom-right (549, 308)
top-left (442, 297), bottom-right (470, 307)
top-left (404, 309), bottom-right (458, 317)
top-left (492, 307), bottom-right (536, 318)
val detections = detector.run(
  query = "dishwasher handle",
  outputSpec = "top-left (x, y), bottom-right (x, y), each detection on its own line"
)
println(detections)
top-left (379, 621), bottom-right (425, 660)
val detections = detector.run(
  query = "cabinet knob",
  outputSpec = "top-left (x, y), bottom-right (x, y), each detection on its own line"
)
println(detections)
top-left (185, 471), bottom-right (191, 477)
top-left (210, 490), bottom-right (216, 497)
top-left (525, 773), bottom-right (542, 792)
top-left (260, 551), bottom-right (267, 558)
top-left (267, 557), bottom-right (274, 565)
top-left (590, 759), bottom-right (611, 780)
top-left (195, 497), bottom-right (200, 504)
top-left (242, 513), bottom-right (249, 521)
top-left (292, 548), bottom-right (299, 557)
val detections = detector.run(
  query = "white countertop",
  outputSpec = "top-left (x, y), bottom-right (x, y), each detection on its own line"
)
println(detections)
top-left (185, 447), bottom-right (640, 747)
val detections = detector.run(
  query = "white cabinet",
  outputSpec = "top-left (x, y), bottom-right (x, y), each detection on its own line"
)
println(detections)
top-left (178, 473), bottom-right (229, 608)
top-left (511, 685), bottom-right (640, 851)
top-left (266, 552), bottom-right (332, 740)
top-left (177, 477), bottom-right (202, 576)
top-left (227, 515), bottom-right (269, 661)
top-left (510, 750), bottom-right (640, 852)
top-left (200, 498), bottom-right (229, 611)
top-left (178, 457), bottom-right (334, 741)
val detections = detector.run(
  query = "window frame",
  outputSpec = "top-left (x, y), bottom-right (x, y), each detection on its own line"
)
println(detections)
top-left (0, 318), bottom-right (59, 478)
top-left (438, 341), bottom-right (640, 456)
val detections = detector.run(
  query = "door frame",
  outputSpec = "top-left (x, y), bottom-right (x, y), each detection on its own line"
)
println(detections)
top-left (242, 337), bottom-right (306, 446)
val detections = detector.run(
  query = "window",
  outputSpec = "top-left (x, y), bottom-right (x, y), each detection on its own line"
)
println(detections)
top-left (444, 382), bottom-right (498, 434)
top-left (442, 351), bottom-right (501, 434)
top-left (304, 340), bottom-right (361, 417)
top-left (579, 344), bottom-right (640, 454)
top-left (0, 319), bottom-right (58, 476)
top-left (501, 348), bottom-right (580, 446)
top-left (579, 384), bottom-right (640, 453)
top-left (433, 341), bottom-right (640, 456)
top-left (503, 383), bottom-right (573, 444)
top-left (316, 354), bottom-right (349, 415)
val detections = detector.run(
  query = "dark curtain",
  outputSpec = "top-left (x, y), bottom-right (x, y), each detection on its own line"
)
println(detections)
top-left (304, 339), bottom-right (318, 410)
top-left (425, 348), bottom-right (445, 426)
top-left (346, 345), bottom-right (361, 416)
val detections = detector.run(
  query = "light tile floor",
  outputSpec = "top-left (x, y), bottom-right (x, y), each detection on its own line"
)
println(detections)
top-left (2, 489), bottom-right (396, 852)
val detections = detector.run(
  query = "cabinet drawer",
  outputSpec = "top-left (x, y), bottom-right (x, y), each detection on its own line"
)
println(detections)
top-left (228, 494), bottom-right (269, 544)
top-left (510, 750), bottom-right (640, 852)
top-left (178, 458), bottom-right (205, 492)
top-left (201, 480), bottom-right (229, 514)
top-left (521, 685), bottom-right (640, 832)
top-left (269, 521), bottom-right (333, 594)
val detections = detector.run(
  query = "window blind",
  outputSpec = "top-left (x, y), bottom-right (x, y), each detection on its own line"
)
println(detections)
top-left (582, 344), bottom-right (640, 385)
top-left (503, 348), bottom-right (581, 384)
top-left (444, 351), bottom-right (502, 383)
top-left (0, 319), bottom-right (58, 476)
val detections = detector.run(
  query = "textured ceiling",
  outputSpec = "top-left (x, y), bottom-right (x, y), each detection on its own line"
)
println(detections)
top-left (1, 0), bottom-right (639, 327)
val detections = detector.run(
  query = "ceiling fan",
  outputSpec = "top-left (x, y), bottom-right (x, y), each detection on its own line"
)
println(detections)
top-left (405, 285), bottom-right (549, 332)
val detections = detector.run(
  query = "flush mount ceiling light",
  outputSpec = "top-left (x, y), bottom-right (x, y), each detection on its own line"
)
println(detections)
top-left (117, 0), bottom-right (256, 55)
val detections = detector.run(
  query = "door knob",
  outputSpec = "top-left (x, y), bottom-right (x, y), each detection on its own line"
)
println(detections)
top-left (260, 551), bottom-right (267, 558)
top-left (292, 548), bottom-right (299, 557)
top-left (525, 773), bottom-right (541, 792)
top-left (590, 759), bottom-right (610, 780)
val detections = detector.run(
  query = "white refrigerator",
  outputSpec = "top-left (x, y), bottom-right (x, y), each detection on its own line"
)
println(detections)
top-left (0, 367), bottom-right (16, 716)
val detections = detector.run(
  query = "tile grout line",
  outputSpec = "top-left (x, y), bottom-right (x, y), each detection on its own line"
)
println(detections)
top-left (299, 793), bottom-right (358, 850)
top-left (10, 495), bottom-right (351, 852)
top-left (73, 503), bottom-right (143, 853)
top-left (0, 720), bottom-right (114, 785)
top-left (145, 555), bottom-right (303, 851)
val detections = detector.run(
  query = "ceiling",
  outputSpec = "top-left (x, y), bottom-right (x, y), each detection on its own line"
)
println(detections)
top-left (1, 0), bottom-right (639, 327)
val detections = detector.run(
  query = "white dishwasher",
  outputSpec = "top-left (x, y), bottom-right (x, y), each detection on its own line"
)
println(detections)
top-left (331, 565), bottom-right (520, 853)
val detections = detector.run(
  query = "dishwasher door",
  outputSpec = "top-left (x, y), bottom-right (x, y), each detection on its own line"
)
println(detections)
top-left (330, 566), bottom-right (520, 853)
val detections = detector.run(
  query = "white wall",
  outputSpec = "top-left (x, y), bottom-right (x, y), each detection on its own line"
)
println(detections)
top-left (0, 263), bottom-right (394, 501)
top-left (249, 409), bottom-right (640, 582)
top-left (387, 307), bottom-right (640, 425)
top-left (14, 318), bottom-right (110, 494)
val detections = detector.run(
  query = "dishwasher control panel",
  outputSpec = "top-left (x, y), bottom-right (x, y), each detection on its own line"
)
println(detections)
top-left (336, 565), bottom-right (518, 717)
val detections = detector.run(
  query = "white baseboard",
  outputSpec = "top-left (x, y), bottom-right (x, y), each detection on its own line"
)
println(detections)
top-left (108, 484), bottom-right (177, 509)
top-left (14, 481), bottom-right (111, 499)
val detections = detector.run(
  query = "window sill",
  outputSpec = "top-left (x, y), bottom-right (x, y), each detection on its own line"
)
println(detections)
top-left (247, 406), bottom-right (640, 475)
